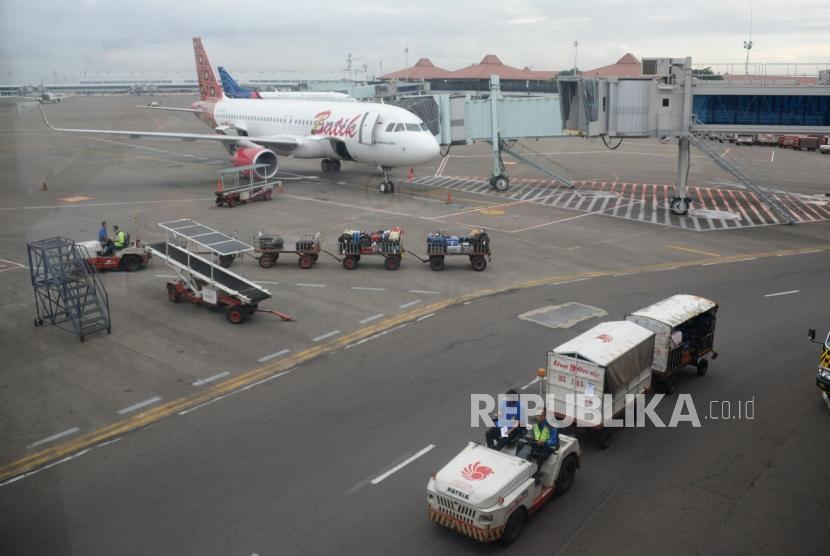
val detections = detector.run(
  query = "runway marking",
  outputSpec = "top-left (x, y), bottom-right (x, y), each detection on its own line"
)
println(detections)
top-left (257, 349), bottom-right (291, 363)
top-left (351, 286), bottom-right (386, 291)
top-left (192, 372), bottom-right (230, 387)
top-left (2, 243), bottom-right (828, 485)
top-left (550, 277), bottom-right (592, 285)
top-left (57, 195), bottom-right (94, 203)
top-left (26, 428), bottom-right (80, 450)
top-left (667, 245), bottom-right (720, 257)
top-left (256, 281), bottom-right (280, 285)
top-left (155, 274), bottom-right (176, 278)
top-left (116, 397), bottom-right (162, 415)
top-left (399, 300), bottom-right (422, 309)
top-left (344, 323), bottom-right (409, 349)
top-left (370, 444), bottom-right (436, 485)
top-left (0, 198), bottom-right (214, 211)
top-left (0, 257), bottom-right (25, 268)
top-left (359, 313), bottom-right (385, 324)
top-left (296, 282), bottom-right (326, 288)
top-left (417, 313), bottom-right (435, 322)
top-left (409, 290), bottom-right (440, 295)
top-left (764, 290), bottom-right (800, 298)
top-left (770, 150), bottom-right (775, 163)
top-left (0, 449), bottom-right (92, 488)
top-left (312, 330), bottom-right (341, 342)
top-left (614, 272), bottom-right (636, 276)
top-left (511, 201), bottom-right (641, 233)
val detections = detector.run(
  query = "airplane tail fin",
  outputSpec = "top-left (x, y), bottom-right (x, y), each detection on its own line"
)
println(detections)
top-left (218, 67), bottom-right (261, 99)
top-left (192, 37), bottom-right (223, 101)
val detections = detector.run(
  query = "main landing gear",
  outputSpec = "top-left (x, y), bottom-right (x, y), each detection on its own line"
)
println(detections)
top-left (321, 159), bottom-right (341, 173)
top-left (378, 166), bottom-right (395, 194)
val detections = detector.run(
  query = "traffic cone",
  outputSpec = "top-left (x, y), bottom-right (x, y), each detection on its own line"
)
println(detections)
top-left (41, 181), bottom-right (48, 192)
top-left (446, 190), bottom-right (452, 204)
top-left (216, 178), bottom-right (223, 193)
top-left (407, 167), bottom-right (414, 181)
top-left (276, 181), bottom-right (284, 193)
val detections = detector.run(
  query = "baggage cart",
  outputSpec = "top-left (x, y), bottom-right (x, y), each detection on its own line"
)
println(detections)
top-left (254, 231), bottom-right (331, 269)
top-left (338, 228), bottom-right (403, 270)
top-left (426, 230), bottom-right (491, 271)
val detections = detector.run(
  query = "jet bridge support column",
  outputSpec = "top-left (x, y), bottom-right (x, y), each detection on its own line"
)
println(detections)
top-left (671, 137), bottom-right (692, 215)
top-left (487, 75), bottom-right (510, 192)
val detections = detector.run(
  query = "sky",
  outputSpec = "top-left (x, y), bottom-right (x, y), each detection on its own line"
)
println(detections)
top-left (1, 0), bottom-right (829, 84)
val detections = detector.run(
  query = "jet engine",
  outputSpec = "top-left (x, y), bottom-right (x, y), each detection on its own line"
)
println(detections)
top-left (231, 146), bottom-right (279, 179)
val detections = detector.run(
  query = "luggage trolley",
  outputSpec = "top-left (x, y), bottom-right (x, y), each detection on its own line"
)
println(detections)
top-left (214, 164), bottom-right (279, 208)
top-left (426, 230), bottom-right (491, 271)
top-left (254, 231), bottom-right (336, 269)
top-left (338, 228), bottom-right (403, 270)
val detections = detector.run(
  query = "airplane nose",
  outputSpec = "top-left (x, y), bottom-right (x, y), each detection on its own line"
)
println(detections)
top-left (423, 135), bottom-right (441, 162)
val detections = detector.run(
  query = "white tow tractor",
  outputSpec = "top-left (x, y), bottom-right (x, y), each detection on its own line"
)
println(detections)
top-left (427, 434), bottom-right (581, 545)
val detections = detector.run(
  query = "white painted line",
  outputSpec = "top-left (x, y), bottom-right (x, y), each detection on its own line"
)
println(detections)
top-left (764, 290), bottom-right (800, 298)
top-left (521, 377), bottom-right (540, 390)
top-left (614, 272), bottom-right (635, 276)
top-left (192, 371), bottom-right (230, 387)
top-left (256, 281), bottom-right (281, 285)
top-left (371, 444), bottom-right (436, 485)
top-left (296, 283), bottom-right (326, 288)
top-left (0, 257), bottom-right (25, 268)
top-left (409, 290), bottom-right (440, 295)
top-left (117, 396), bottom-right (162, 415)
top-left (417, 313), bottom-right (435, 322)
top-left (240, 368), bottom-right (296, 391)
top-left (345, 324), bottom-right (409, 350)
top-left (0, 449), bottom-right (92, 488)
top-left (312, 330), bottom-right (341, 342)
top-left (399, 300), bottom-right (422, 309)
top-left (351, 286), bottom-right (386, 291)
top-left (257, 348), bottom-right (291, 363)
top-left (359, 313), bottom-right (385, 324)
top-left (26, 427), bottom-right (80, 450)
top-left (154, 274), bottom-right (176, 278)
top-left (823, 392), bottom-right (830, 411)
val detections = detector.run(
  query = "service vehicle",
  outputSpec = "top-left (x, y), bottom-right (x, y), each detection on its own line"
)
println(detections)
top-left (820, 144), bottom-right (830, 155)
top-left (807, 328), bottom-right (830, 402)
top-left (626, 294), bottom-right (719, 391)
top-left (736, 134), bottom-right (755, 145)
top-left (547, 320), bottom-right (655, 449)
top-left (79, 238), bottom-right (150, 272)
top-left (427, 435), bottom-right (581, 545)
top-left (756, 134), bottom-right (778, 146)
top-left (779, 135), bottom-right (820, 151)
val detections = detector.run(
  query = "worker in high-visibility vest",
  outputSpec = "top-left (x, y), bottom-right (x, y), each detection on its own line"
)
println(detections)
top-left (113, 225), bottom-right (127, 250)
top-left (518, 411), bottom-right (558, 469)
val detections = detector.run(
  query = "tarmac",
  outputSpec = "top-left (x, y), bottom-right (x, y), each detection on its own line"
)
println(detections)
top-left (0, 95), bottom-right (828, 554)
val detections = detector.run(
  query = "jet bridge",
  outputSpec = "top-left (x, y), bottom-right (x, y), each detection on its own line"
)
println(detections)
top-left (559, 57), bottom-right (830, 219)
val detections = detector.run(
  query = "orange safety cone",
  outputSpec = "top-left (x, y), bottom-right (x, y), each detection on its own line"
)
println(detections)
top-left (407, 167), bottom-right (414, 181)
top-left (216, 178), bottom-right (223, 193)
top-left (276, 181), bottom-right (284, 193)
top-left (446, 190), bottom-right (452, 204)
top-left (41, 181), bottom-right (48, 192)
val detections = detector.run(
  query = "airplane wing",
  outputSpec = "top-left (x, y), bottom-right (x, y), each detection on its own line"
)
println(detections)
top-left (39, 105), bottom-right (299, 150)
top-left (136, 105), bottom-right (204, 113)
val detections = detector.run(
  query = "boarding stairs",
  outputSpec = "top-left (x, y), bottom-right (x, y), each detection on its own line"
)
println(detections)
top-left (499, 140), bottom-right (576, 189)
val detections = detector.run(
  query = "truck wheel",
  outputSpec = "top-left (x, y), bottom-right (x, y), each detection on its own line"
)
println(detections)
top-left (218, 255), bottom-right (234, 268)
top-left (471, 256), bottom-right (487, 271)
top-left (598, 429), bottom-right (612, 450)
top-left (696, 358), bottom-right (709, 376)
top-left (226, 306), bottom-right (246, 324)
top-left (228, 198), bottom-right (237, 208)
top-left (556, 455), bottom-right (578, 496)
top-left (384, 255), bottom-right (401, 270)
top-left (167, 284), bottom-right (180, 303)
top-left (343, 256), bottom-right (357, 270)
top-left (299, 254), bottom-right (314, 269)
top-left (499, 507), bottom-right (526, 546)
top-left (121, 255), bottom-right (141, 272)
top-left (430, 256), bottom-right (444, 271)
top-left (258, 254), bottom-right (275, 268)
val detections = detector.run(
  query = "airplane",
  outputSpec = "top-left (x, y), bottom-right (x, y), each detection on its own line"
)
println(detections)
top-left (218, 66), bottom-right (355, 102)
top-left (39, 37), bottom-right (440, 194)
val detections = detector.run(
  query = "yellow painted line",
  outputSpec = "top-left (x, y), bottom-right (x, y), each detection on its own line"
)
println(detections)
top-left (666, 244), bottom-right (721, 257)
top-left (1, 242), bottom-right (828, 483)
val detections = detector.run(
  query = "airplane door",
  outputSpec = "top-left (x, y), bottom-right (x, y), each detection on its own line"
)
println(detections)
top-left (359, 111), bottom-right (380, 145)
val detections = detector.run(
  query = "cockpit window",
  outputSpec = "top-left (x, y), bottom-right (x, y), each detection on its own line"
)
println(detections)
top-left (405, 123), bottom-right (420, 132)
top-left (394, 123), bottom-right (405, 132)
top-left (420, 123), bottom-right (429, 131)
top-left (386, 123), bottom-right (395, 132)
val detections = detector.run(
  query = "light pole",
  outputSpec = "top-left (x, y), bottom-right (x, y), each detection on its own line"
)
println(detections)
top-left (743, 0), bottom-right (753, 75)
top-left (573, 41), bottom-right (579, 73)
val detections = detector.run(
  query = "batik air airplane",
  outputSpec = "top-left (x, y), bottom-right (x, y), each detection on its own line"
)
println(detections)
top-left (218, 66), bottom-right (355, 102)
top-left (39, 38), bottom-right (439, 193)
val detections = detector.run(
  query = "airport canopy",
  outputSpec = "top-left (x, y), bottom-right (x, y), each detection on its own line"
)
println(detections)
top-left (442, 55), bottom-right (542, 81)
top-left (580, 53), bottom-right (643, 78)
top-left (553, 321), bottom-right (654, 367)
top-left (628, 294), bottom-right (717, 328)
top-left (381, 58), bottom-right (450, 80)
top-left (159, 219), bottom-right (252, 255)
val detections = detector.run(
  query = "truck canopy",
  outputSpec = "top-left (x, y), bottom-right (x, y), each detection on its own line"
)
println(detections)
top-left (629, 294), bottom-right (717, 328)
top-left (433, 443), bottom-right (533, 509)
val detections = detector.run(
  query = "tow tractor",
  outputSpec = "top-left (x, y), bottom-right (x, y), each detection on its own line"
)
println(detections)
top-left (808, 328), bottom-right (830, 403)
top-left (78, 236), bottom-right (151, 272)
top-left (145, 219), bottom-right (293, 324)
top-left (427, 432), bottom-right (581, 544)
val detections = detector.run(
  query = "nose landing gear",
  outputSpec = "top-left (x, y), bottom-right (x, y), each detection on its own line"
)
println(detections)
top-left (378, 166), bottom-right (395, 194)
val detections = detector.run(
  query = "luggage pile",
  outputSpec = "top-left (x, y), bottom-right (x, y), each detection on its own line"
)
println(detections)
top-left (256, 232), bottom-right (284, 251)
top-left (426, 229), bottom-right (490, 272)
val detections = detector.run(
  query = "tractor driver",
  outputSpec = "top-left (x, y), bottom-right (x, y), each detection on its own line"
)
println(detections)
top-left (113, 225), bottom-right (127, 251)
top-left (517, 411), bottom-right (559, 471)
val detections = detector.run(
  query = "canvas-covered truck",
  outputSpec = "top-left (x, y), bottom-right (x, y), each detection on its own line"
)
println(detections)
top-left (427, 436), bottom-right (581, 545)
top-left (547, 320), bottom-right (655, 449)
top-left (626, 294), bottom-right (719, 392)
